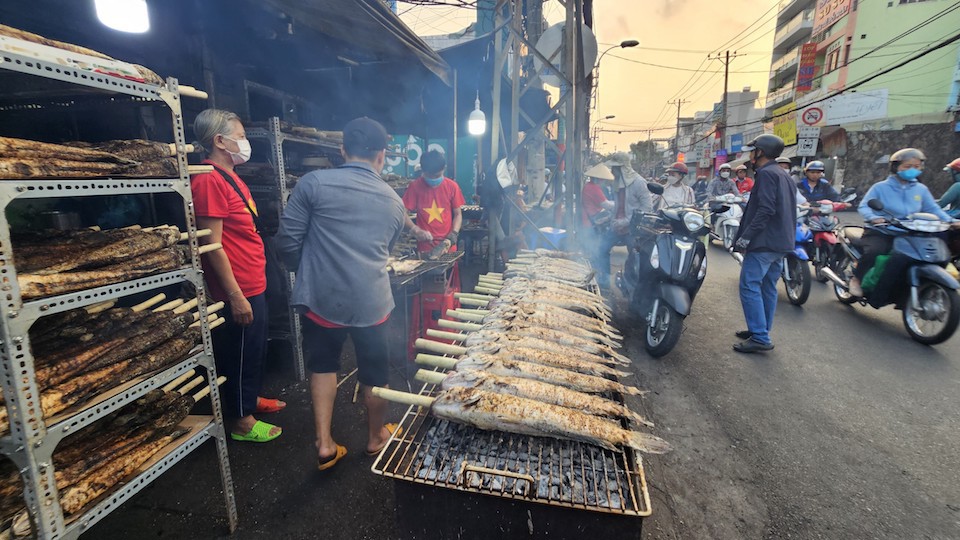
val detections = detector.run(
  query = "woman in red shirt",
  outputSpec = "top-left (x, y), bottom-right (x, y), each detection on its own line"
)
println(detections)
top-left (735, 165), bottom-right (754, 194)
top-left (580, 164), bottom-right (615, 287)
top-left (191, 109), bottom-right (282, 443)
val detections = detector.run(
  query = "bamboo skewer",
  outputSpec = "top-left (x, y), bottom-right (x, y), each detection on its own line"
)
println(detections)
top-left (474, 285), bottom-right (500, 295)
top-left (415, 353), bottom-right (458, 369)
top-left (426, 329), bottom-right (468, 342)
top-left (371, 386), bottom-right (435, 408)
top-left (437, 319), bottom-right (482, 332)
top-left (197, 242), bottom-right (223, 255)
top-left (415, 338), bottom-right (467, 356)
top-left (153, 299), bottom-right (184, 312)
top-left (189, 313), bottom-right (218, 327)
top-left (209, 317), bottom-right (226, 330)
top-left (445, 309), bottom-right (484, 323)
top-left (455, 292), bottom-right (493, 301)
top-left (85, 300), bottom-right (116, 314)
top-left (178, 85), bottom-right (208, 100)
top-left (171, 298), bottom-right (199, 314)
top-left (458, 297), bottom-right (489, 307)
top-left (415, 369), bottom-right (447, 385)
top-left (131, 293), bottom-right (166, 313)
top-left (162, 369), bottom-right (197, 393)
top-left (192, 376), bottom-right (226, 402)
top-left (178, 229), bottom-right (212, 241)
top-left (206, 301), bottom-right (226, 315)
top-left (187, 165), bottom-right (214, 175)
top-left (176, 376), bottom-right (204, 396)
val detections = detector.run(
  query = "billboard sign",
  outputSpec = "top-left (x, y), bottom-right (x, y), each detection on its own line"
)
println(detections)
top-left (730, 133), bottom-right (744, 153)
top-left (772, 102), bottom-right (798, 146)
top-left (795, 42), bottom-right (819, 92)
top-left (812, 0), bottom-right (852, 36)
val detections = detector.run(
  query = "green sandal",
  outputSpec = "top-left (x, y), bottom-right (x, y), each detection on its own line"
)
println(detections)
top-left (231, 420), bottom-right (282, 443)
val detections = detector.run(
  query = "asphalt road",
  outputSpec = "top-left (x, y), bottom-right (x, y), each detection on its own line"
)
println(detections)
top-left (88, 243), bottom-right (960, 539)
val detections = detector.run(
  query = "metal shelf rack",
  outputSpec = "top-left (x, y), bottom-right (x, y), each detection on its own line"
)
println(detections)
top-left (246, 117), bottom-right (341, 381)
top-left (0, 48), bottom-right (237, 539)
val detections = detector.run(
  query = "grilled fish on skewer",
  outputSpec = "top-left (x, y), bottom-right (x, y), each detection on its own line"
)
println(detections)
top-left (416, 369), bottom-right (652, 427)
top-left (374, 386), bottom-right (670, 454)
top-left (426, 326), bottom-right (630, 364)
top-left (415, 349), bottom-right (641, 395)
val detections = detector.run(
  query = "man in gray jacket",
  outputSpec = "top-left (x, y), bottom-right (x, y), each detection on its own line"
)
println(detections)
top-left (277, 117), bottom-right (406, 470)
top-left (594, 152), bottom-right (652, 290)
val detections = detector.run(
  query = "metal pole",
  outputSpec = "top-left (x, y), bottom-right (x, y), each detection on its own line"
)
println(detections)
top-left (563, 0), bottom-right (578, 242)
top-left (452, 69), bottom-right (458, 181)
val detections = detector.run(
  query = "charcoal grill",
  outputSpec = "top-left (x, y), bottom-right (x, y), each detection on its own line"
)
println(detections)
top-left (372, 383), bottom-right (649, 516)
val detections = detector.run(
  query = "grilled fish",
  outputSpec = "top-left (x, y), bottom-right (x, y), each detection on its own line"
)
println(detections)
top-left (438, 370), bottom-right (652, 426)
top-left (430, 386), bottom-right (670, 453)
top-left (453, 329), bottom-right (630, 365)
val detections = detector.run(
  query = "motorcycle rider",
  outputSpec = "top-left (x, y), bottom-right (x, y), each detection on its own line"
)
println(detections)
top-left (797, 160), bottom-right (840, 202)
top-left (732, 134), bottom-right (796, 353)
top-left (735, 164), bottom-right (754, 195)
top-left (692, 175), bottom-right (710, 206)
top-left (706, 163), bottom-right (738, 197)
top-left (848, 148), bottom-right (957, 297)
top-left (654, 162), bottom-right (696, 210)
top-left (598, 152), bottom-right (653, 290)
top-left (776, 157), bottom-right (792, 172)
top-left (937, 157), bottom-right (960, 218)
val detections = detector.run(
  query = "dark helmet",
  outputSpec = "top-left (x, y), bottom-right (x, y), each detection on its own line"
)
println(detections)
top-left (742, 134), bottom-right (785, 159)
top-left (889, 148), bottom-right (925, 174)
top-left (944, 157), bottom-right (960, 173)
top-left (665, 161), bottom-right (689, 175)
top-left (805, 160), bottom-right (825, 172)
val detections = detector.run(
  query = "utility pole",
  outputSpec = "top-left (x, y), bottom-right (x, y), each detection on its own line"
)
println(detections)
top-left (668, 98), bottom-right (689, 158)
top-left (709, 50), bottom-right (743, 161)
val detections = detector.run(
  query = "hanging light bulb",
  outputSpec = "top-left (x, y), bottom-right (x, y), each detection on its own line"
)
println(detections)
top-left (95, 0), bottom-right (151, 33)
top-left (468, 93), bottom-right (486, 136)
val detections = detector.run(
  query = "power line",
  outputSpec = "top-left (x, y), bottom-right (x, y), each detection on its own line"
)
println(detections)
top-left (605, 53), bottom-right (773, 73)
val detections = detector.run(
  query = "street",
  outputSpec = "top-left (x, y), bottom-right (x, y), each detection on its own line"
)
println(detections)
top-left (87, 247), bottom-right (960, 540)
top-left (622, 245), bottom-right (960, 539)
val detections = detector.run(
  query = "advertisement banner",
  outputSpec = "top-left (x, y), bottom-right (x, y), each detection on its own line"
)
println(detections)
top-left (825, 89), bottom-right (888, 125)
top-left (730, 133), bottom-right (744, 153)
top-left (772, 102), bottom-right (798, 147)
top-left (795, 42), bottom-right (819, 92)
top-left (812, 0), bottom-right (852, 36)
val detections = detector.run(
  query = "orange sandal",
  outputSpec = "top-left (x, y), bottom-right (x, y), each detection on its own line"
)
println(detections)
top-left (317, 444), bottom-right (347, 471)
top-left (366, 423), bottom-right (402, 456)
top-left (255, 397), bottom-right (286, 414)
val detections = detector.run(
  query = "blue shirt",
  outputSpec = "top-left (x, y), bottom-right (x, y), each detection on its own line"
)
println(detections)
top-left (276, 162), bottom-right (406, 326)
top-left (858, 175), bottom-right (953, 233)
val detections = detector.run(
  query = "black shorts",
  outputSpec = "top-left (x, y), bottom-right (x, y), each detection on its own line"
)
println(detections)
top-left (303, 319), bottom-right (390, 387)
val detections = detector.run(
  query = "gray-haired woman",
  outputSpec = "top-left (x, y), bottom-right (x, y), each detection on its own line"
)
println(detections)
top-left (191, 109), bottom-right (283, 442)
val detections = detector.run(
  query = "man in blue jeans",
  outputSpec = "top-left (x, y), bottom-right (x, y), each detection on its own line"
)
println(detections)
top-left (732, 134), bottom-right (796, 353)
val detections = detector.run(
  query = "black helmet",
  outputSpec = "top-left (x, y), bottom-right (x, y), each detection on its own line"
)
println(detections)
top-left (889, 148), bottom-right (926, 174)
top-left (742, 134), bottom-right (785, 159)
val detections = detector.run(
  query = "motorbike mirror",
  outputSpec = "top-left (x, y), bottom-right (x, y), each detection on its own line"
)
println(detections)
top-left (646, 182), bottom-right (664, 195)
top-left (867, 199), bottom-right (884, 211)
top-left (842, 193), bottom-right (857, 203)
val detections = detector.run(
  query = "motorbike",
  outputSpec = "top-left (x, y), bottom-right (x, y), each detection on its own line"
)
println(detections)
top-left (781, 206), bottom-right (813, 305)
top-left (820, 199), bottom-right (960, 345)
top-left (802, 200), bottom-right (851, 282)
top-left (704, 193), bottom-right (744, 250)
top-left (617, 183), bottom-right (709, 357)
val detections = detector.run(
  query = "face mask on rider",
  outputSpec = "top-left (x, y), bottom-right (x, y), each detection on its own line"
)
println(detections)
top-left (720, 171), bottom-right (731, 179)
top-left (668, 174), bottom-right (682, 184)
top-left (222, 136), bottom-right (251, 165)
top-left (897, 168), bottom-right (922, 182)
top-left (424, 175), bottom-right (443, 187)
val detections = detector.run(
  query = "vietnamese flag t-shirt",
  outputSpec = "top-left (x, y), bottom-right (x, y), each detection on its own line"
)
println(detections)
top-left (402, 176), bottom-right (466, 252)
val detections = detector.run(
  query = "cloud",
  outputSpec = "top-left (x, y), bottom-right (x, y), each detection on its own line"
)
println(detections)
top-left (656, 0), bottom-right (691, 19)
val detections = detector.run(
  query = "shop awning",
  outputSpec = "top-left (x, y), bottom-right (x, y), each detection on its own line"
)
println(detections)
top-left (262, 0), bottom-right (452, 85)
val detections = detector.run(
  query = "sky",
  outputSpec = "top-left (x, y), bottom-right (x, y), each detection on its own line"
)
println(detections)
top-left (400, 0), bottom-right (779, 153)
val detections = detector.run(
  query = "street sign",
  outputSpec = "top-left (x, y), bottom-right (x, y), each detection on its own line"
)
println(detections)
top-left (801, 107), bottom-right (824, 126)
top-left (797, 138), bottom-right (818, 157)
top-left (798, 126), bottom-right (821, 139)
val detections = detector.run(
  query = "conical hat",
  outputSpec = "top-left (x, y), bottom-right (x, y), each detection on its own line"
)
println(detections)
top-left (584, 163), bottom-right (614, 180)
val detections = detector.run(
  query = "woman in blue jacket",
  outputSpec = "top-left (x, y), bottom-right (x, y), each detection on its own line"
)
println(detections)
top-left (849, 148), bottom-right (954, 296)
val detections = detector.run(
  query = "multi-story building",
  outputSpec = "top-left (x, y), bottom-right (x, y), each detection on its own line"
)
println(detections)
top-left (765, 0), bottom-right (815, 118)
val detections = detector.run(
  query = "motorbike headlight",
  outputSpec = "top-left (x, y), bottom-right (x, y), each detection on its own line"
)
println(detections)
top-left (697, 253), bottom-right (708, 280)
top-left (683, 212), bottom-right (705, 232)
top-left (649, 244), bottom-right (660, 269)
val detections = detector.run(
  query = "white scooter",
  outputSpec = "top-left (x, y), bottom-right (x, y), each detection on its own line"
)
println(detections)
top-left (704, 194), bottom-right (744, 250)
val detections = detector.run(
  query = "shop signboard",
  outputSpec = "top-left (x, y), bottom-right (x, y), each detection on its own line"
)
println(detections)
top-left (730, 133), bottom-right (743, 153)
top-left (795, 43), bottom-right (819, 92)
top-left (825, 89), bottom-right (888, 125)
top-left (772, 102), bottom-right (798, 147)
top-left (812, 0), bottom-right (852, 36)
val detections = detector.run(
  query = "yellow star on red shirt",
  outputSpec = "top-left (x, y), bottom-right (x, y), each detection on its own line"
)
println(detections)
top-left (424, 199), bottom-right (445, 224)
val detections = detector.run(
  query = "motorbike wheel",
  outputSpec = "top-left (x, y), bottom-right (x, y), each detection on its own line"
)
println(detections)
top-left (902, 281), bottom-right (960, 345)
top-left (645, 301), bottom-right (684, 358)
top-left (832, 252), bottom-right (858, 305)
top-left (783, 256), bottom-right (811, 306)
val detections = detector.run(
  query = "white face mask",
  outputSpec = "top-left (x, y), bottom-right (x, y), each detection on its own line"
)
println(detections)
top-left (720, 171), bottom-right (730, 179)
top-left (222, 136), bottom-right (252, 165)
top-left (668, 174), bottom-right (682, 184)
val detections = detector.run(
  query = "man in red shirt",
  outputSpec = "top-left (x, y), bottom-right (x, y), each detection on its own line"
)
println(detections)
top-left (403, 150), bottom-right (466, 257)
top-left (580, 164), bottom-right (615, 288)
top-left (735, 165), bottom-right (754, 195)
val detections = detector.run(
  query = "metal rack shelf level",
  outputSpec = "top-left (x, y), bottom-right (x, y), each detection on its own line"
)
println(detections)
top-left (0, 61), bottom-right (236, 539)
